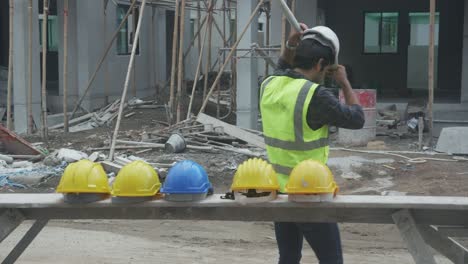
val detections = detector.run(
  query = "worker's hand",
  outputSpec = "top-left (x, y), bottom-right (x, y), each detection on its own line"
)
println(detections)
top-left (331, 65), bottom-right (350, 87)
top-left (287, 23), bottom-right (308, 47)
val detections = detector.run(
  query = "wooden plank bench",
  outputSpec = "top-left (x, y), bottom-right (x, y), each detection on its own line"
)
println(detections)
top-left (0, 194), bottom-right (467, 263)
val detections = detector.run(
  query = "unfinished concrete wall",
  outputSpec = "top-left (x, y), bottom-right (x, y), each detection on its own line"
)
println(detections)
top-left (318, 0), bottom-right (464, 100)
top-left (12, 0), bottom-right (42, 133)
top-left (50, 1), bottom-right (168, 113)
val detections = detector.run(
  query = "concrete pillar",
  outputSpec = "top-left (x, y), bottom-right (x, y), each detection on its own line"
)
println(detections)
top-left (270, 0), bottom-right (283, 47)
top-left (295, 0), bottom-right (318, 28)
top-left (236, 1), bottom-right (259, 129)
top-left (13, 0), bottom-right (41, 133)
top-left (461, 0), bottom-right (468, 103)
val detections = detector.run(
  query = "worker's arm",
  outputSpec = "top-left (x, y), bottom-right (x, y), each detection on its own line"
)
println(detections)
top-left (332, 65), bottom-right (360, 106)
top-left (278, 23), bottom-right (308, 68)
top-left (307, 87), bottom-right (365, 130)
top-left (307, 66), bottom-right (365, 130)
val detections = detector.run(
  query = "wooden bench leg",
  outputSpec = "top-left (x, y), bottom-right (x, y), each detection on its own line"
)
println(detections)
top-left (0, 209), bottom-right (24, 244)
top-left (392, 209), bottom-right (437, 264)
top-left (2, 219), bottom-right (49, 264)
top-left (417, 225), bottom-right (468, 264)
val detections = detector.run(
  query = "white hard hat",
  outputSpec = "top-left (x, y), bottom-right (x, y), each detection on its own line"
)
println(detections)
top-left (301, 26), bottom-right (340, 64)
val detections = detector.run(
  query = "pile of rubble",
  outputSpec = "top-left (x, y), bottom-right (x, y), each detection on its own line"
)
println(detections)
top-left (49, 98), bottom-right (164, 133)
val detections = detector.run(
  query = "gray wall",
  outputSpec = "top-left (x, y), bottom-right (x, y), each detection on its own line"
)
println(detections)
top-left (318, 0), bottom-right (464, 100)
top-left (50, 0), bottom-right (169, 112)
top-left (462, 0), bottom-right (468, 103)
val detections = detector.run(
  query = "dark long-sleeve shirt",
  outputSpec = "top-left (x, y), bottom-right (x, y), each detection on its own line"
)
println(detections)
top-left (271, 59), bottom-right (365, 130)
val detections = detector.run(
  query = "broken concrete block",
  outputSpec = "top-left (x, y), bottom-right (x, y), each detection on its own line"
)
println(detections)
top-left (436, 127), bottom-right (468, 155)
top-left (0, 154), bottom-right (13, 164)
top-left (57, 148), bottom-right (88, 163)
top-left (366, 140), bottom-right (387, 150)
top-left (9, 174), bottom-right (46, 186)
top-left (11, 161), bottom-right (33, 168)
top-left (0, 160), bottom-right (7, 168)
top-left (101, 160), bottom-right (123, 174)
top-left (43, 155), bottom-right (62, 167)
top-left (88, 152), bottom-right (101, 162)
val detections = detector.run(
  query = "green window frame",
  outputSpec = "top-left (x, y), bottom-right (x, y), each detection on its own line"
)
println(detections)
top-left (117, 4), bottom-right (140, 55)
top-left (364, 12), bottom-right (399, 54)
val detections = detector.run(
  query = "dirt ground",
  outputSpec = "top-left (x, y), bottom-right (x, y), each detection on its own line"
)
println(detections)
top-left (1, 108), bottom-right (468, 263)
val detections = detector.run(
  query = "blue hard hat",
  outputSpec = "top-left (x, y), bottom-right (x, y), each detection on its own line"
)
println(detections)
top-left (161, 160), bottom-right (213, 194)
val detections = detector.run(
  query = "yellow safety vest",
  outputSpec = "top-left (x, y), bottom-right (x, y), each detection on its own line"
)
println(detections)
top-left (260, 76), bottom-right (329, 192)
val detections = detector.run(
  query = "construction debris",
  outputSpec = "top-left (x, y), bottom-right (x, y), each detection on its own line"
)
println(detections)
top-left (196, 113), bottom-right (265, 149)
top-left (57, 148), bottom-right (88, 162)
top-left (49, 98), bottom-right (158, 133)
top-left (0, 124), bottom-right (42, 155)
top-left (0, 154), bottom-right (14, 164)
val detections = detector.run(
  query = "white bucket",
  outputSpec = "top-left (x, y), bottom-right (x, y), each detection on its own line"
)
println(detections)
top-left (165, 134), bottom-right (186, 153)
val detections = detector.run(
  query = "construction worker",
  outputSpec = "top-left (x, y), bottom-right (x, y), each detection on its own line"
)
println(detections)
top-left (260, 23), bottom-right (365, 264)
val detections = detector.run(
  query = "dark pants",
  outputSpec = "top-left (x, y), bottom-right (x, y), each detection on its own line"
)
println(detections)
top-left (275, 222), bottom-right (343, 264)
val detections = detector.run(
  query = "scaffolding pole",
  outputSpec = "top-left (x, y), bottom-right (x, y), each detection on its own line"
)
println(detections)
top-left (169, 0), bottom-right (181, 124)
top-left (199, 0), bottom-right (265, 115)
top-left (63, 0), bottom-right (69, 133)
top-left (428, 0), bottom-right (436, 147)
top-left (109, 0), bottom-right (148, 160)
top-left (28, 0), bottom-right (33, 134)
top-left (176, 0), bottom-right (187, 122)
top-left (6, 0), bottom-right (14, 130)
top-left (41, 0), bottom-right (49, 141)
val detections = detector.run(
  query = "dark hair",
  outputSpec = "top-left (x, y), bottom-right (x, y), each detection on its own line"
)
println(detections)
top-left (292, 39), bottom-right (334, 71)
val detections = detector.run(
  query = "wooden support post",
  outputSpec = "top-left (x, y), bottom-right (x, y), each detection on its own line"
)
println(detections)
top-left (41, 0), bottom-right (49, 141)
top-left (203, 0), bottom-right (213, 101)
top-left (169, 0), bottom-right (181, 124)
top-left (229, 0), bottom-right (237, 115)
top-left (132, 2), bottom-right (137, 98)
top-left (183, 15), bottom-right (207, 59)
top-left (265, 3), bottom-right (271, 78)
top-left (392, 210), bottom-right (437, 264)
top-left (187, 15), bottom-right (208, 119)
top-left (418, 117), bottom-right (424, 150)
top-left (0, 209), bottom-right (24, 243)
top-left (216, 51), bottom-right (222, 118)
top-left (176, 0), bottom-right (187, 123)
top-left (150, 7), bottom-right (156, 97)
top-left (6, 0), bottom-right (14, 130)
top-left (27, 0), bottom-right (33, 134)
top-left (197, 0), bottom-right (201, 53)
top-left (418, 225), bottom-right (468, 264)
top-left (109, 0), bottom-right (148, 161)
top-left (280, 9), bottom-right (286, 53)
top-left (428, 0), bottom-right (435, 147)
top-left (199, 0), bottom-right (265, 115)
top-left (2, 219), bottom-right (49, 264)
top-left (70, 0), bottom-right (137, 119)
top-left (63, 0), bottom-right (69, 133)
top-left (103, 0), bottom-right (109, 105)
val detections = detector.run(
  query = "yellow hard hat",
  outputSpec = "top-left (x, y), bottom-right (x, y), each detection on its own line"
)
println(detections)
top-left (231, 158), bottom-right (279, 191)
top-left (286, 160), bottom-right (338, 194)
top-left (56, 159), bottom-right (111, 194)
top-left (111, 160), bottom-right (161, 197)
